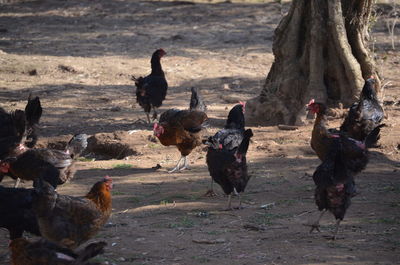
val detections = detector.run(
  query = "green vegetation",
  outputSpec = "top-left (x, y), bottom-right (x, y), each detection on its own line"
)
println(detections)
top-left (112, 163), bottom-right (132, 169)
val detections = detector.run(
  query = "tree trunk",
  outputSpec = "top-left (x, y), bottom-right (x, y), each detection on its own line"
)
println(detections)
top-left (246, 0), bottom-right (379, 125)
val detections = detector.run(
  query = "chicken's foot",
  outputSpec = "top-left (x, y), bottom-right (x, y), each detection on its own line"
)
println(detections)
top-left (332, 219), bottom-right (341, 240)
top-left (309, 210), bottom-right (326, 233)
top-left (204, 179), bottom-right (217, 197)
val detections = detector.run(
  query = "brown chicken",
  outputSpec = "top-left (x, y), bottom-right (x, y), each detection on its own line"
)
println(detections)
top-left (0, 134), bottom-right (87, 188)
top-left (153, 109), bottom-right (208, 172)
top-left (10, 238), bottom-right (106, 265)
top-left (32, 176), bottom-right (113, 249)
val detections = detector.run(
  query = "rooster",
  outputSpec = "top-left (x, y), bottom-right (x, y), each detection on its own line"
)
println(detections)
top-left (0, 185), bottom-right (41, 240)
top-left (0, 134), bottom-right (88, 188)
top-left (189, 87), bottom-right (207, 112)
top-left (32, 176), bottom-right (113, 249)
top-left (307, 99), bottom-right (383, 239)
top-left (10, 238), bottom-right (106, 265)
top-left (132, 49), bottom-right (168, 123)
top-left (340, 77), bottom-right (384, 145)
top-left (154, 109), bottom-right (208, 173)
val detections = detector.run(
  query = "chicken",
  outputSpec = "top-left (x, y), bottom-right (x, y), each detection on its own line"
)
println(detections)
top-left (0, 109), bottom-right (26, 160)
top-left (0, 96), bottom-right (42, 159)
top-left (307, 99), bottom-right (383, 161)
top-left (32, 176), bottom-right (113, 249)
top-left (0, 185), bottom-right (40, 239)
top-left (203, 103), bottom-right (246, 197)
top-left (189, 87), bottom-right (207, 112)
top-left (24, 94), bottom-right (43, 148)
top-left (132, 49), bottom-right (168, 123)
top-left (10, 238), bottom-right (106, 265)
top-left (340, 77), bottom-right (384, 145)
top-left (0, 134), bottom-right (88, 188)
top-left (307, 99), bottom-right (384, 239)
top-left (205, 128), bottom-right (253, 210)
top-left (154, 109), bottom-right (208, 173)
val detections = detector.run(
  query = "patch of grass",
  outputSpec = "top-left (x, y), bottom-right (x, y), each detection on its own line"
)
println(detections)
top-left (112, 191), bottom-right (127, 196)
top-left (191, 256), bottom-right (210, 263)
top-left (147, 143), bottom-right (160, 149)
top-left (368, 218), bottom-right (400, 225)
top-left (128, 196), bottom-right (141, 203)
top-left (277, 199), bottom-right (297, 206)
top-left (77, 157), bottom-right (95, 162)
top-left (112, 163), bottom-right (132, 169)
top-left (250, 212), bottom-right (292, 225)
top-left (168, 216), bottom-right (195, 229)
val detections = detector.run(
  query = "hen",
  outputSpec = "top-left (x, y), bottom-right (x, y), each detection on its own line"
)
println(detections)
top-left (133, 49), bottom-right (168, 123)
top-left (0, 109), bottom-right (26, 160)
top-left (189, 87), bottom-right (207, 112)
top-left (0, 95), bottom-right (42, 159)
top-left (307, 100), bottom-right (383, 239)
top-left (154, 109), bottom-right (208, 173)
top-left (205, 128), bottom-right (253, 210)
top-left (10, 238), bottom-right (106, 265)
top-left (340, 77), bottom-right (384, 145)
top-left (32, 176), bottom-right (112, 249)
top-left (0, 185), bottom-right (40, 240)
top-left (0, 134), bottom-right (88, 188)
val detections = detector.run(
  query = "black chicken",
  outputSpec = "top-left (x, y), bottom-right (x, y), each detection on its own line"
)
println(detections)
top-left (189, 87), bottom-right (207, 112)
top-left (0, 95), bottom-right (42, 160)
top-left (0, 109), bottom-right (26, 160)
top-left (308, 100), bottom-right (384, 239)
top-left (133, 49), bottom-right (168, 123)
top-left (0, 185), bottom-right (41, 240)
top-left (24, 94), bottom-right (43, 148)
top-left (204, 103), bottom-right (252, 209)
top-left (340, 77), bottom-right (384, 145)
top-left (0, 134), bottom-right (88, 188)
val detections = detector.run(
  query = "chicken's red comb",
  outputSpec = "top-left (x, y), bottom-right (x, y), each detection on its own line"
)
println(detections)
top-left (103, 175), bottom-right (112, 181)
top-left (370, 75), bottom-right (374, 79)
top-left (153, 123), bottom-right (158, 130)
top-left (307, 99), bottom-right (315, 106)
top-left (239, 101), bottom-right (246, 113)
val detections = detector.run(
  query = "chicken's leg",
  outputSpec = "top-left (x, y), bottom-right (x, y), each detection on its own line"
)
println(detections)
top-left (152, 107), bottom-right (158, 121)
top-left (332, 219), bottom-right (341, 240)
top-left (146, 112), bottom-right (151, 124)
top-left (14, 178), bottom-right (21, 188)
top-left (180, 156), bottom-right (190, 170)
top-left (168, 156), bottom-right (184, 173)
top-left (309, 210), bottom-right (326, 233)
top-left (226, 194), bottom-right (233, 210)
top-left (204, 179), bottom-right (217, 197)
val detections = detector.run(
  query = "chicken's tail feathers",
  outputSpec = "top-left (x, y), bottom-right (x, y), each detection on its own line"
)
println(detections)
top-left (237, 129), bottom-right (253, 155)
top-left (24, 95), bottom-right (42, 126)
top-left (75, 241), bottom-right (107, 263)
top-left (364, 124), bottom-right (385, 148)
top-left (66, 134), bottom-right (88, 158)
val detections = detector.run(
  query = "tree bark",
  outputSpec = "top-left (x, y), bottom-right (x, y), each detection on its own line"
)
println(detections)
top-left (246, 0), bottom-right (379, 126)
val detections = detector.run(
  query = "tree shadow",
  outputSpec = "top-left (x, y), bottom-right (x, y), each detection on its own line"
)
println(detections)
top-left (0, 0), bottom-right (284, 57)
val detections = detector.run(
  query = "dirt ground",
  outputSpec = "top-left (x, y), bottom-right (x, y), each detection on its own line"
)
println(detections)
top-left (0, 0), bottom-right (400, 264)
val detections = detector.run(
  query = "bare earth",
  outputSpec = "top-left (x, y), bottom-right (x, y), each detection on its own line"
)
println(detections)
top-left (0, 0), bottom-right (400, 264)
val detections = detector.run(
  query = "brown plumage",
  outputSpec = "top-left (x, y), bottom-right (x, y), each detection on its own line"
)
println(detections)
top-left (154, 109), bottom-right (208, 172)
top-left (10, 238), bottom-right (106, 265)
top-left (32, 176), bottom-right (112, 249)
top-left (0, 134), bottom-right (87, 188)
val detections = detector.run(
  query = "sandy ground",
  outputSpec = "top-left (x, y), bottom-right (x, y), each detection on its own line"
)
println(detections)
top-left (0, 0), bottom-right (400, 264)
